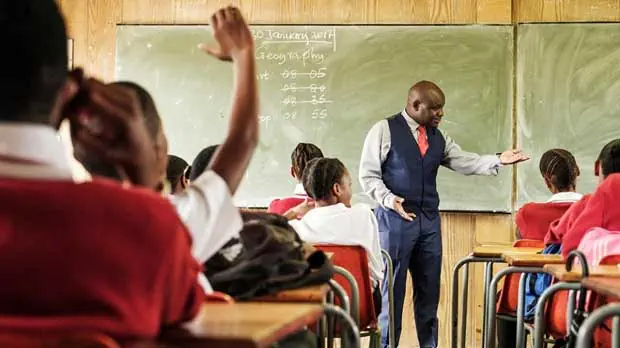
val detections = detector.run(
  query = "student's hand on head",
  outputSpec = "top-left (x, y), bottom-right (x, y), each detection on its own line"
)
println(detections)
top-left (499, 149), bottom-right (530, 165)
top-left (200, 6), bottom-right (254, 62)
top-left (64, 75), bottom-right (160, 190)
top-left (392, 196), bottom-right (416, 222)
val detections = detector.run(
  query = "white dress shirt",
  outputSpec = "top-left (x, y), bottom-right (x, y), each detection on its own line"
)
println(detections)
top-left (359, 109), bottom-right (503, 209)
top-left (545, 191), bottom-right (583, 204)
top-left (289, 203), bottom-right (384, 288)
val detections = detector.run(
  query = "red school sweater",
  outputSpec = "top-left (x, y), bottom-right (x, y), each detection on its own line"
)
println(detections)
top-left (544, 194), bottom-right (592, 245)
top-left (0, 178), bottom-right (204, 341)
top-left (562, 174), bottom-right (620, 258)
top-left (268, 196), bottom-right (307, 215)
top-left (516, 202), bottom-right (574, 241)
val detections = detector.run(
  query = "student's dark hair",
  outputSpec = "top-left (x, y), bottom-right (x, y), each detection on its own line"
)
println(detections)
top-left (111, 81), bottom-right (161, 140)
top-left (167, 155), bottom-right (188, 191)
top-left (539, 148), bottom-right (580, 192)
top-left (291, 143), bottom-right (324, 178)
top-left (302, 158), bottom-right (347, 201)
top-left (1, 1), bottom-right (68, 123)
top-left (190, 145), bottom-right (220, 181)
top-left (597, 139), bottom-right (620, 177)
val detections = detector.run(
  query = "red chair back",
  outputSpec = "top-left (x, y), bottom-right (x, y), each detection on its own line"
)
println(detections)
top-left (0, 332), bottom-right (120, 348)
top-left (592, 254), bottom-right (620, 347)
top-left (314, 244), bottom-right (377, 330)
top-left (497, 240), bottom-right (545, 314)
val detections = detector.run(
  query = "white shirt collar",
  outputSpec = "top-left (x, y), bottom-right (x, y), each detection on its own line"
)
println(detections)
top-left (401, 109), bottom-right (422, 129)
top-left (0, 123), bottom-right (75, 181)
top-left (293, 183), bottom-right (307, 196)
top-left (546, 191), bottom-right (583, 203)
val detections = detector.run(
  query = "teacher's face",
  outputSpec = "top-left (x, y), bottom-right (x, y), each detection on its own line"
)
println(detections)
top-left (406, 87), bottom-right (445, 128)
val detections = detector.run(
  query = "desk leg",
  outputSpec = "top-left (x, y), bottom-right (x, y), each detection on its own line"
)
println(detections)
top-left (485, 266), bottom-right (541, 348)
top-left (460, 262), bottom-right (470, 348)
top-left (613, 316), bottom-right (620, 348)
top-left (577, 304), bottom-right (620, 348)
top-left (326, 291), bottom-right (335, 348)
top-left (451, 256), bottom-right (471, 348)
top-left (481, 262), bottom-right (494, 348)
top-left (567, 289), bottom-right (577, 336)
top-left (533, 282), bottom-right (581, 348)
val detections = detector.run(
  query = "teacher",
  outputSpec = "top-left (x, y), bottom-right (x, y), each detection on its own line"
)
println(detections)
top-left (359, 80), bottom-right (528, 348)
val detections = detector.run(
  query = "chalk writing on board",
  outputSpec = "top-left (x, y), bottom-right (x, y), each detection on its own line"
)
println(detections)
top-left (251, 28), bottom-right (336, 123)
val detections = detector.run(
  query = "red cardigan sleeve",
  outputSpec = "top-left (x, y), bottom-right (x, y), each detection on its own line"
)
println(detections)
top-left (562, 188), bottom-right (609, 258)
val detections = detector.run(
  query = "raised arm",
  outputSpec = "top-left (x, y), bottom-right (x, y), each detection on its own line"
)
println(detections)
top-left (200, 7), bottom-right (258, 194)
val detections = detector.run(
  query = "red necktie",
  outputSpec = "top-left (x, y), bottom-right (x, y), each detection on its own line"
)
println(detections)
top-left (417, 126), bottom-right (429, 157)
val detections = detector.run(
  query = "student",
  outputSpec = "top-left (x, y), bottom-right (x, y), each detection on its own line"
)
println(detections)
top-left (189, 145), bottom-right (219, 181)
top-left (289, 158), bottom-right (384, 312)
top-left (0, 0), bottom-right (203, 340)
top-left (268, 143), bottom-right (324, 215)
top-left (167, 155), bottom-right (189, 194)
top-left (545, 139), bottom-right (620, 247)
top-left (561, 144), bottom-right (620, 258)
top-left (515, 149), bottom-right (582, 240)
top-left (73, 6), bottom-right (259, 292)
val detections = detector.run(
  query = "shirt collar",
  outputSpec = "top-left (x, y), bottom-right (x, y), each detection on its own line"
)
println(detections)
top-left (0, 123), bottom-right (75, 181)
top-left (293, 183), bottom-right (307, 196)
top-left (546, 191), bottom-right (583, 203)
top-left (401, 109), bottom-right (422, 129)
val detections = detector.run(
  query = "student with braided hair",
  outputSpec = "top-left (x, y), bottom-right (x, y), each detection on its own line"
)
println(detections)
top-left (268, 143), bottom-right (324, 215)
top-left (545, 139), bottom-right (620, 247)
top-left (288, 157), bottom-right (384, 313)
top-left (558, 139), bottom-right (620, 258)
top-left (515, 149), bottom-right (582, 241)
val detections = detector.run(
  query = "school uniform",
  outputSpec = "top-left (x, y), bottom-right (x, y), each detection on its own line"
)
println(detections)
top-left (169, 167), bottom-right (243, 292)
top-left (360, 110), bottom-right (503, 348)
top-left (289, 203), bottom-right (384, 288)
top-left (562, 174), bottom-right (620, 258)
top-left (268, 183), bottom-right (307, 215)
top-left (515, 192), bottom-right (582, 240)
top-left (0, 124), bottom-right (204, 340)
top-left (545, 194), bottom-right (592, 245)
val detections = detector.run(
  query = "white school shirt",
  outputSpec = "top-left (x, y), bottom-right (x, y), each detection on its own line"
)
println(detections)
top-left (289, 203), bottom-right (384, 288)
top-left (359, 109), bottom-right (503, 210)
top-left (545, 191), bottom-right (583, 204)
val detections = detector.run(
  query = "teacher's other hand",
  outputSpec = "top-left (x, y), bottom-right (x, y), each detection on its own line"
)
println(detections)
top-left (499, 149), bottom-right (530, 165)
top-left (393, 196), bottom-right (416, 221)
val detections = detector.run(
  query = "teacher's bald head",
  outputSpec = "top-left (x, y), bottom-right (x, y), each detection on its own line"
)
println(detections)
top-left (405, 81), bottom-right (445, 128)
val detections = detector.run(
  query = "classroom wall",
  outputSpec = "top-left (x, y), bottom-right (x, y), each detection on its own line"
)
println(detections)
top-left (57, 0), bottom-right (620, 346)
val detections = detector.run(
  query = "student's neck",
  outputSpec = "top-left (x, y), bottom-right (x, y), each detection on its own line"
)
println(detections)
top-left (315, 199), bottom-right (338, 208)
top-left (553, 187), bottom-right (576, 194)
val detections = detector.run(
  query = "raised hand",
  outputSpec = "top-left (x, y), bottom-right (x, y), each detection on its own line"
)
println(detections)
top-left (200, 6), bottom-right (254, 62)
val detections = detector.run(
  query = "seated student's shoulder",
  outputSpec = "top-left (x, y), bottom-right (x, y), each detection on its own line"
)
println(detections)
top-left (350, 203), bottom-right (376, 221)
top-left (80, 178), bottom-right (186, 238)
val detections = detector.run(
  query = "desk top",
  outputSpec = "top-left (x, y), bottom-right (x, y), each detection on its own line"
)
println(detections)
top-left (582, 277), bottom-right (620, 299)
top-left (142, 303), bottom-right (324, 348)
top-left (472, 245), bottom-right (542, 258)
top-left (544, 264), bottom-right (620, 282)
top-left (503, 253), bottom-right (564, 267)
top-left (253, 284), bottom-right (331, 303)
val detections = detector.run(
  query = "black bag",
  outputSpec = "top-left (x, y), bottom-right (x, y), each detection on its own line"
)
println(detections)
top-left (209, 212), bottom-right (333, 300)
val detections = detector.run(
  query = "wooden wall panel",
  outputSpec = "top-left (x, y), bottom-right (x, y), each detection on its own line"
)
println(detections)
top-left (516, 0), bottom-right (620, 22)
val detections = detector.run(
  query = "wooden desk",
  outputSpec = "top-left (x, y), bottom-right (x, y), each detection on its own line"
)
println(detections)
top-left (582, 277), bottom-right (620, 299)
top-left (472, 245), bottom-right (542, 258)
top-left (147, 303), bottom-right (324, 348)
top-left (503, 253), bottom-right (564, 267)
top-left (544, 264), bottom-right (620, 282)
top-left (253, 284), bottom-right (331, 303)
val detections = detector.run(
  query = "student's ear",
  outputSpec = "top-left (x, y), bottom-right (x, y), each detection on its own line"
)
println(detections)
top-left (290, 166), bottom-right (297, 180)
top-left (181, 176), bottom-right (189, 189)
top-left (50, 77), bottom-right (80, 130)
top-left (594, 160), bottom-right (601, 177)
top-left (543, 174), bottom-right (554, 191)
top-left (332, 182), bottom-right (343, 200)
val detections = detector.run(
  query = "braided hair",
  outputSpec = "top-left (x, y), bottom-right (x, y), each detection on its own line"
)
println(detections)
top-left (597, 139), bottom-right (620, 177)
top-left (291, 143), bottom-right (324, 179)
top-left (302, 158), bottom-right (346, 201)
top-left (539, 149), bottom-right (580, 192)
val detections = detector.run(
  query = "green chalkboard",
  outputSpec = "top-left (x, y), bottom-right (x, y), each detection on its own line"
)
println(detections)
top-left (517, 24), bottom-right (620, 206)
top-left (117, 25), bottom-right (513, 210)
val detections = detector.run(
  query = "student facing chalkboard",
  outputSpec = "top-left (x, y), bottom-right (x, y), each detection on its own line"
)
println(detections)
top-left (268, 143), bottom-right (323, 216)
